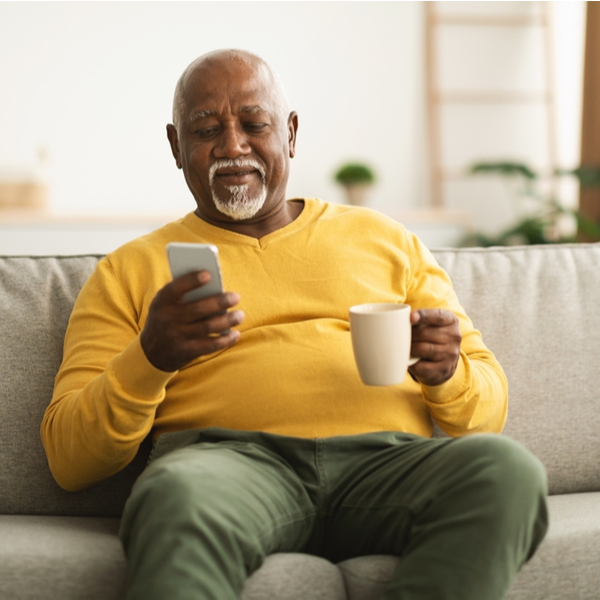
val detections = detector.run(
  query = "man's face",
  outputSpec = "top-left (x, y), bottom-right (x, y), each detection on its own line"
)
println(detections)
top-left (167, 58), bottom-right (297, 224)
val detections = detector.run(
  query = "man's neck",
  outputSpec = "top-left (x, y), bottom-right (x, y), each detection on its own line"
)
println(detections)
top-left (194, 199), bottom-right (304, 239)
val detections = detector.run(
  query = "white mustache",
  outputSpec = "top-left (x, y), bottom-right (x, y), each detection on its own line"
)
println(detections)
top-left (209, 159), bottom-right (266, 184)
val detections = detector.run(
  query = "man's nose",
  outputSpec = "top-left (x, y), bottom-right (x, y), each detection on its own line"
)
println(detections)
top-left (215, 124), bottom-right (250, 158)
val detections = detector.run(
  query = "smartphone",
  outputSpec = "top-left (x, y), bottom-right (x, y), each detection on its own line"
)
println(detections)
top-left (166, 242), bottom-right (224, 303)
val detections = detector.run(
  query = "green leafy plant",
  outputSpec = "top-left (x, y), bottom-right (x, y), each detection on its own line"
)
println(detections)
top-left (463, 161), bottom-right (600, 246)
top-left (334, 163), bottom-right (376, 186)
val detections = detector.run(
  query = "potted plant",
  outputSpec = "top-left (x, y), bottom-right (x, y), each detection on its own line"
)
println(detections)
top-left (462, 161), bottom-right (600, 246)
top-left (334, 162), bottom-right (376, 206)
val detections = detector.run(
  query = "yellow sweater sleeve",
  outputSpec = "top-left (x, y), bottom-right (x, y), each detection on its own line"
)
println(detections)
top-left (41, 257), bottom-right (176, 491)
top-left (405, 234), bottom-right (508, 436)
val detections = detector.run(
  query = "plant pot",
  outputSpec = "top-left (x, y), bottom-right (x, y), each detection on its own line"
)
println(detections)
top-left (344, 183), bottom-right (371, 206)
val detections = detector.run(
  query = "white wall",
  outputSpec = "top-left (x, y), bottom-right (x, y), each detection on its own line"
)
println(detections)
top-left (0, 1), bottom-right (426, 218)
top-left (0, 1), bottom-right (586, 241)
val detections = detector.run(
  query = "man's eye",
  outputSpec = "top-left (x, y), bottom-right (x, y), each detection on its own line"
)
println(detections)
top-left (245, 123), bottom-right (267, 133)
top-left (196, 127), bottom-right (219, 138)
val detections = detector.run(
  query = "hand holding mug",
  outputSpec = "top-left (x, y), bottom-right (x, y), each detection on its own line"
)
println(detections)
top-left (408, 308), bottom-right (461, 387)
top-left (349, 304), bottom-right (461, 387)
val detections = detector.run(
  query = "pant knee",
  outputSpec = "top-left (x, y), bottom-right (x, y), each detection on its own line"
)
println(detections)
top-left (462, 434), bottom-right (547, 499)
top-left (120, 447), bottom-right (299, 568)
top-left (120, 456), bottom-right (250, 600)
top-left (134, 452), bottom-right (252, 516)
top-left (447, 435), bottom-right (548, 542)
top-left (120, 452), bottom-right (238, 550)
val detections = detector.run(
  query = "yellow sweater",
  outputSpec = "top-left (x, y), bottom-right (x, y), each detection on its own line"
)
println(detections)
top-left (41, 198), bottom-right (507, 491)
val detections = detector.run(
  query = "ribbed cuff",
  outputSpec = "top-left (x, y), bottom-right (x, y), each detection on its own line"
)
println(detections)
top-left (109, 335), bottom-right (177, 400)
top-left (421, 352), bottom-right (468, 404)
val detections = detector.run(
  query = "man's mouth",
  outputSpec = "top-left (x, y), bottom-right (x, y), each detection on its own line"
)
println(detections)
top-left (209, 159), bottom-right (266, 188)
top-left (214, 168), bottom-right (259, 185)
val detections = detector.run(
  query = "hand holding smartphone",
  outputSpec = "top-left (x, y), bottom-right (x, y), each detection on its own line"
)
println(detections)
top-left (166, 243), bottom-right (224, 303)
top-left (141, 242), bottom-right (240, 372)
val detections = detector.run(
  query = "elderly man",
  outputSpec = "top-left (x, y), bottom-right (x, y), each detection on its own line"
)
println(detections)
top-left (41, 50), bottom-right (547, 600)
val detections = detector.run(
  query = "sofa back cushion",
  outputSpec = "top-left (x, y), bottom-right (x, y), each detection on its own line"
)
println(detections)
top-left (1, 244), bottom-right (599, 516)
top-left (0, 256), bottom-right (148, 517)
top-left (433, 244), bottom-right (600, 495)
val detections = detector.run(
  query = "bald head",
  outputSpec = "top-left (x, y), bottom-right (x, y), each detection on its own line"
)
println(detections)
top-left (171, 49), bottom-right (290, 134)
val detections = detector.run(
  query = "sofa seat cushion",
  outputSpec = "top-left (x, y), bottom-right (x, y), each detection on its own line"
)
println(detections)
top-left (0, 515), bottom-right (125, 600)
top-left (242, 553), bottom-right (347, 600)
top-left (507, 491), bottom-right (600, 600)
top-left (0, 493), bottom-right (598, 599)
top-left (242, 553), bottom-right (400, 600)
top-left (336, 555), bottom-right (400, 600)
top-left (246, 493), bottom-right (600, 600)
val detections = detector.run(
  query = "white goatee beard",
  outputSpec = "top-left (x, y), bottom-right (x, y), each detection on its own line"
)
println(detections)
top-left (209, 159), bottom-right (267, 221)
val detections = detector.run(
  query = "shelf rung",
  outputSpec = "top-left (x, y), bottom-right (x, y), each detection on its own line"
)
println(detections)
top-left (433, 90), bottom-right (552, 104)
top-left (430, 14), bottom-right (546, 27)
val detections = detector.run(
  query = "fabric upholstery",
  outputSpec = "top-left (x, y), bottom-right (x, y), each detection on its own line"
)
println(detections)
top-left (1, 494), bottom-right (596, 600)
top-left (434, 244), bottom-right (600, 494)
top-left (0, 256), bottom-right (148, 517)
top-left (3, 246), bottom-right (600, 515)
top-left (2, 244), bottom-right (600, 599)
top-left (507, 492), bottom-right (600, 600)
top-left (337, 555), bottom-right (400, 600)
top-left (242, 554), bottom-right (347, 600)
top-left (0, 515), bottom-right (125, 600)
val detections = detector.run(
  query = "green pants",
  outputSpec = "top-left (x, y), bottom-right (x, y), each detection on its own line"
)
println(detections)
top-left (119, 429), bottom-right (548, 600)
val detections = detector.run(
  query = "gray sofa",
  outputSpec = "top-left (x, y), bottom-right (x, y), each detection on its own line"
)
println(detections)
top-left (1, 243), bottom-right (599, 599)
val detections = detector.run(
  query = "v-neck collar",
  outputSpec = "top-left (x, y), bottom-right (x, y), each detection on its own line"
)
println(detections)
top-left (181, 199), bottom-right (320, 250)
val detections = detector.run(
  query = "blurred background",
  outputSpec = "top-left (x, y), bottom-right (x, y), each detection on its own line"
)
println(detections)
top-left (0, 1), bottom-right (597, 253)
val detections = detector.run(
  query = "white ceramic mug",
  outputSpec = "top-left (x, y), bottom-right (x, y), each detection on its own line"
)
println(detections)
top-left (349, 303), bottom-right (418, 386)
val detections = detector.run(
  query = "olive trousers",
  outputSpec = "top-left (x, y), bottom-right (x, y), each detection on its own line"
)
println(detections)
top-left (119, 428), bottom-right (548, 600)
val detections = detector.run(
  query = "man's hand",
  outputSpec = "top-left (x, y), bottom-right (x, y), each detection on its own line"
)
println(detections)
top-left (408, 309), bottom-right (461, 387)
top-left (141, 271), bottom-right (245, 372)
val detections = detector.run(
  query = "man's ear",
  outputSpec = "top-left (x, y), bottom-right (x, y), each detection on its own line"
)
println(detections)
top-left (166, 124), bottom-right (182, 169)
top-left (287, 112), bottom-right (299, 158)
